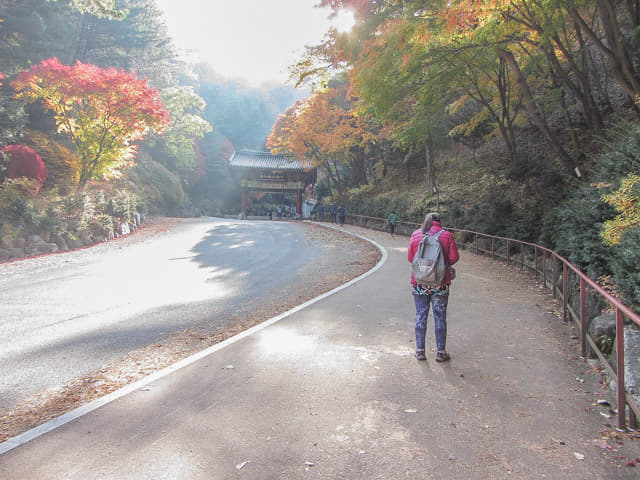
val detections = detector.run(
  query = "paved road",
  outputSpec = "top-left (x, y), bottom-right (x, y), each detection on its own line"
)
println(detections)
top-left (1, 224), bottom-right (639, 479)
top-left (0, 218), bottom-right (340, 411)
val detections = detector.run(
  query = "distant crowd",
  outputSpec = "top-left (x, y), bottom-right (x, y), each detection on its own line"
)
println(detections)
top-left (315, 203), bottom-right (347, 227)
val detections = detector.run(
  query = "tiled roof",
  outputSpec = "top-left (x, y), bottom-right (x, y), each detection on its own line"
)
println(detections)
top-left (229, 150), bottom-right (313, 171)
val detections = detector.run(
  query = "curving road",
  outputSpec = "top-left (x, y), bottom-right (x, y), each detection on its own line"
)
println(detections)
top-left (0, 217), bottom-right (342, 411)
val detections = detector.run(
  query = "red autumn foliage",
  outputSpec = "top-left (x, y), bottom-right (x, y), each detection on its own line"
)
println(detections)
top-left (3, 144), bottom-right (47, 185)
top-left (12, 58), bottom-right (170, 186)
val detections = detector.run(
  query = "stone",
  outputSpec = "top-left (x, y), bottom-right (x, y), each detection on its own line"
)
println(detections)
top-left (587, 313), bottom-right (616, 356)
top-left (611, 325), bottom-right (640, 406)
top-left (79, 231), bottom-right (93, 246)
top-left (0, 248), bottom-right (11, 262)
top-left (66, 237), bottom-right (83, 249)
top-left (27, 234), bottom-right (42, 244)
top-left (40, 243), bottom-right (59, 254)
top-left (24, 245), bottom-right (40, 256)
top-left (24, 242), bottom-right (57, 257)
top-left (9, 248), bottom-right (24, 260)
top-left (119, 221), bottom-right (131, 236)
top-left (53, 234), bottom-right (69, 251)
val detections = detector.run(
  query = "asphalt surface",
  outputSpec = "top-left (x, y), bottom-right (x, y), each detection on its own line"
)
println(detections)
top-left (1, 223), bottom-right (639, 479)
top-left (0, 218), bottom-right (353, 411)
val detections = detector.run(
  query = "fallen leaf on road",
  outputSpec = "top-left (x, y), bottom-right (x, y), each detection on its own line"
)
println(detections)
top-left (592, 438), bottom-right (610, 449)
top-left (573, 452), bottom-right (585, 461)
top-left (236, 461), bottom-right (249, 470)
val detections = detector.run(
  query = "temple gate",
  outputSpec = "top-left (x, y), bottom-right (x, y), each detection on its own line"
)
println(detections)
top-left (228, 150), bottom-right (317, 216)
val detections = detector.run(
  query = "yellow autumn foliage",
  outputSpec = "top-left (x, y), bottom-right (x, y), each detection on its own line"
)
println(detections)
top-left (601, 173), bottom-right (640, 245)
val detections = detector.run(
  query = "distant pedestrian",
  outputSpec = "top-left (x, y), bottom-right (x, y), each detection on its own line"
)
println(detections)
top-left (277, 205), bottom-right (283, 219)
top-left (318, 204), bottom-right (325, 221)
top-left (387, 211), bottom-right (399, 236)
top-left (330, 204), bottom-right (337, 223)
top-left (268, 208), bottom-right (273, 220)
top-left (408, 212), bottom-right (459, 362)
top-left (337, 205), bottom-right (346, 226)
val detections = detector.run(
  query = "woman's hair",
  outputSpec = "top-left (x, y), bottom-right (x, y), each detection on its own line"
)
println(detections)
top-left (421, 212), bottom-right (441, 234)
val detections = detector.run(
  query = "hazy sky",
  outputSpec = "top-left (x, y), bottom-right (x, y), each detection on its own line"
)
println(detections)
top-left (154, 0), bottom-right (354, 87)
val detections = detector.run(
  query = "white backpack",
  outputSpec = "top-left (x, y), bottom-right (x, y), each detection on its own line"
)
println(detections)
top-left (411, 230), bottom-right (446, 287)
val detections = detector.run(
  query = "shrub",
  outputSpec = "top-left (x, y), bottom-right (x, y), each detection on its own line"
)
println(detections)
top-left (87, 213), bottom-right (115, 239)
top-left (2, 144), bottom-right (47, 187)
top-left (548, 122), bottom-right (640, 305)
top-left (0, 178), bottom-right (40, 226)
top-left (548, 183), bottom-right (616, 279)
top-left (125, 156), bottom-right (184, 216)
top-left (23, 130), bottom-right (81, 191)
top-left (608, 227), bottom-right (640, 310)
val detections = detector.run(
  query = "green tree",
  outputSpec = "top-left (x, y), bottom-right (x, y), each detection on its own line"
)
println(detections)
top-left (149, 86), bottom-right (212, 175)
top-left (70, 0), bottom-right (177, 89)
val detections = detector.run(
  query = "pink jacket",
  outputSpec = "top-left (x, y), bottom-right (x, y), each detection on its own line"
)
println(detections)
top-left (407, 221), bottom-right (460, 286)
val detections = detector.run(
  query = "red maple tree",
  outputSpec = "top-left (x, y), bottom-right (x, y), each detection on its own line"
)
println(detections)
top-left (12, 58), bottom-right (170, 187)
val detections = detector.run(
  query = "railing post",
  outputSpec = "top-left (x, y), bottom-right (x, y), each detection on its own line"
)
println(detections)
top-left (580, 278), bottom-right (587, 358)
top-left (562, 263), bottom-right (568, 322)
top-left (535, 247), bottom-right (539, 280)
top-left (491, 237), bottom-right (495, 258)
top-left (552, 257), bottom-right (558, 299)
top-left (520, 243), bottom-right (524, 270)
top-left (507, 239), bottom-right (511, 265)
top-left (616, 307), bottom-right (627, 430)
top-left (543, 251), bottom-right (547, 288)
top-left (475, 233), bottom-right (478, 255)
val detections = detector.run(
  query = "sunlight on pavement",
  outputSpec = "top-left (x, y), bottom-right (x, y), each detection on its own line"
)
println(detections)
top-left (257, 327), bottom-right (317, 356)
top-left (228, 240), bottom-right (256, 249)
top-left (0, 222), bottom-right (239, 360)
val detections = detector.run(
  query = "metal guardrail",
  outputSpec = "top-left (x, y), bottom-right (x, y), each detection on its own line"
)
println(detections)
top-left (345, 213), bottom-right (640, 430)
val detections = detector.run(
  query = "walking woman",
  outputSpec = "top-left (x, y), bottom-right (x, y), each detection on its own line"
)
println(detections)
top-left (408, 212), bottom-right (459, 362)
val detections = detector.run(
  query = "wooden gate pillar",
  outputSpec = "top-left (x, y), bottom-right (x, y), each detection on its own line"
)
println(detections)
top-left (241, 187), bottom-right (248, 215)
top-left (296, 190), bottom-right (302, 214)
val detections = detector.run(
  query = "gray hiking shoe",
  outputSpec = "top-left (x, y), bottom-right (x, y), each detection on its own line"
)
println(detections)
top-left (435, 351), bottom-right (450, 362)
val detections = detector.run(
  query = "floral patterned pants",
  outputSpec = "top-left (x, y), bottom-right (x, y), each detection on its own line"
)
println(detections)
top-left (413, 293), bottom-right (449, 352)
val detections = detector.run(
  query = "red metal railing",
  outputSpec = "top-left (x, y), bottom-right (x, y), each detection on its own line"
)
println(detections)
top-left (346, 213), bottom-right (640, 429)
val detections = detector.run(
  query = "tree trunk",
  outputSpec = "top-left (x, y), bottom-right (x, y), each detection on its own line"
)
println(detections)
top-left (67, 13), bottom-right (89, 64)
top-left (497, 48), bottom-right (578, 175)
top-left (424, 131), bottom-right (436, 192)
top-left (547, 34), bottom-right (603, 131)
top-left (566, 2), bottom-right (640, 102)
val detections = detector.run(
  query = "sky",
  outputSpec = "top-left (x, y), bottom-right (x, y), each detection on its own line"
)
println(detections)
top-left (154, 0), bottom-right (354, 87)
